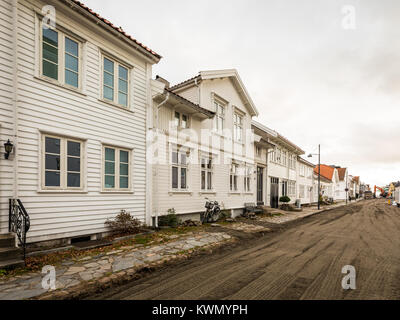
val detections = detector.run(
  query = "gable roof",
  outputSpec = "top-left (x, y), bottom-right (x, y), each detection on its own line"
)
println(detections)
top-left (171, 69), bottom-right (259, 117)
top-left (66, 0), bottom-right (161, 62)
top-left (337, 168), bottom-right (347, 181)
top-left (314, 164), bottom-right (336, 182)
top-left (352, 176), bottom-right (360, 183)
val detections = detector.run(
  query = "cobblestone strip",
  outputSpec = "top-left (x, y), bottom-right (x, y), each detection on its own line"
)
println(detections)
top-left (0, 232), bottom-right (233, 300)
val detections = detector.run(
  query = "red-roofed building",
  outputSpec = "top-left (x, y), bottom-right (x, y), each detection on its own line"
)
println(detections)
top-left (313, 165), bottom-right (340, 200)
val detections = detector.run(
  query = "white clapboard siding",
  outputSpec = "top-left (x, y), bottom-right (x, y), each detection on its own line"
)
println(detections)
top-left (0, 0), bottom-right (154, 243)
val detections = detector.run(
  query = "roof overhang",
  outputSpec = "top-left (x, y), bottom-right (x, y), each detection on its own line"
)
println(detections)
top-left (153, 90), bottom-right (215, 120)
top-left (171, 69), bottom-right (259, 117)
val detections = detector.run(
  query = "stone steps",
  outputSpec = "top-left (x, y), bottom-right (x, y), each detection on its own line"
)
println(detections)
top-left (0, 233), bottom-right (24, 269)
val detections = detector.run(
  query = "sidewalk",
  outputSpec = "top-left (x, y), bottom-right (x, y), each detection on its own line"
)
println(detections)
top-left (0, 230), bottom-right (232, 300)
top-left (253, 200), bottom-right (361, 224)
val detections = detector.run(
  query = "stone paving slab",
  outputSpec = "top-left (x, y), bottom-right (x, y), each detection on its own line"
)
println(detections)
top-left (219, 222), bottom-right (271, 233)
top-left (0, 231), bottom-right (232, 300)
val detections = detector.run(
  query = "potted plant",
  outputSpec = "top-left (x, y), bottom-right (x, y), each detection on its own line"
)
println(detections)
top-left (279, 196), bottom-right (291, 211)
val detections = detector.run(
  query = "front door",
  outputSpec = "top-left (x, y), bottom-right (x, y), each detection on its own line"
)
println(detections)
top-left (270, 177), bottom-right (279, 208)
top-left (257, 167), bottom-right (264, 205)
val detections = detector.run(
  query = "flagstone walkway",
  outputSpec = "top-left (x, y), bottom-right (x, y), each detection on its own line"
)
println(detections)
top-left (0, 231), bottom-right (232, 300)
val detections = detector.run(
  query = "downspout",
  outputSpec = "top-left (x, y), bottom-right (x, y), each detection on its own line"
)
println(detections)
top-left (153, 91), bottom-right (169, 228)
top-left (12, 0), bottom-right (19, 200)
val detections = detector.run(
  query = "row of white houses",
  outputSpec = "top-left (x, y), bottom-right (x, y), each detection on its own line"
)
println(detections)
top-left (0, 0), bottom-right (360, 245)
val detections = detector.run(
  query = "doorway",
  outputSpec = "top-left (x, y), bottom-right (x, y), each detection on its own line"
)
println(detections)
top-left (270, 177), bottom-right (279, 208)
top-left (257, 167), bottom-right (264, 205)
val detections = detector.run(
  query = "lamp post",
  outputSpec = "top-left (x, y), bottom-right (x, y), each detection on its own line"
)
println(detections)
top-left (308, 144), bottom-right (321, 210)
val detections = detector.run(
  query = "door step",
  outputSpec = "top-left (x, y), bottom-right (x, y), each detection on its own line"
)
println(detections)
top-left (0, 247), bottom-right (22, 261)
top-left (0, 233), bottom-right (16, 248)
top-left (0, 258), bottom-right (25, 270)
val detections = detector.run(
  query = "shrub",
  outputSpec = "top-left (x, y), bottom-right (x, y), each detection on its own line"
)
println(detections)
top-left (158, 208), bottom-right (180, 227)
top-left (279, 196), bottom-right (291, 203)
top-left (105, 210), bottom-right (143, 234)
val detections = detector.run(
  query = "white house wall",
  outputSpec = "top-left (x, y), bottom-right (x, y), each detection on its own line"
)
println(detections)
top-left (0, 0), bottom-right (154, 242)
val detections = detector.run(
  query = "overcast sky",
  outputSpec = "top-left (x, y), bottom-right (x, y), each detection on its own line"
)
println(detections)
top-left (84, 0), bottom-right (400, 186)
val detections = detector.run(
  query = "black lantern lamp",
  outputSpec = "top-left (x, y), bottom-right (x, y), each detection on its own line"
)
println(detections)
top-left (4, 139), bottom-right (13, 159)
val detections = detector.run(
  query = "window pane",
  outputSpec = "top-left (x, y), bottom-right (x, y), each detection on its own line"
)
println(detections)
top-left (181, 168), bottom-right (187, 189)
top-left (45, 154), bottom-right (60, 170)
top-left (172, 152), bottom-right (178, 164)
top-left (103, 86), bottom-right (114, 101)
top-left (120, 176), bottom-right (128, 189)
top-left (105, 148), bottom-right (115, 161)
top-left (104, 72), bottom-right (114, 87)
top-left (65, 54), bottom-right (78, 72)
top-left (118, 92), bottom-right (127, 106)
top-left (120, 150), bottom-right (129, 163)
top-left (104, 58), bottom-right (114, 74)
top-left (43, 60), bottom-right (58, 80)
top-left (45, 137), bottom-right (60, 154)
top-left (68, 157), bottom-right (80, 172)
top-left (182, 115), bottom-right (187, 128)
top-left (119, 65), bottom-right (128, 80)
top-left (43, 43), bottom-right (58, 63)
top-left (105, 175), bottom-right (115, 188)
top-left (207, 172), bottom-right (212, 190)
top-left (43, 27), bottom-right (58, 46)
top-left (119, 79), bottom-right (128, 93)
top-left (45, 171), bottom-right (60, 187)
top-left (201, 171), bottom-right (205, 190)
top-left (172, 167), bottom-right (178, 188)
top-left (180, 153), bottom-right (186, 165)
top-left (65, 37), bottom-right (78, 56)
top-left (67, 141), bottom-right (80, 157)
top-left (105, 161), bottom-right (115, 175)
top-left (65, 70), bottom-right (78, 88)
top-left (67, 173), bottom-right (80, 187)
top-left (174, 112), bottom-right (180, 126)
top-left (120, 163), bottom-right (128, 176)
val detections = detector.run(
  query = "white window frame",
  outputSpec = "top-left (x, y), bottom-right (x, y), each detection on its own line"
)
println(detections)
top-left (39, 22), bottom-right (83, 90)
top-left (174, 111), bottom-right (190, 129)
top-left (41, 134), bottom-right (84, 191)
top-left (233, 113), bottom-right (243, 142)
top-left (282, 151), bottom-right (287, 166)
top-left (289, 180), bottom-right (296, 196)
top-left (101, 54), bottom-right (131, 108)
top-left (244, 166), bottom-right (252, 192)
top-left (230, 163), bottom-right (239, 192)
top-left (200, 154), bottom-right (213, 191)
top-left (214, 100), bottom-right (226, 133)
top-left (171, 148), bottom-right (189, 190)
top-left (102, 145), bottom-right (132, 192)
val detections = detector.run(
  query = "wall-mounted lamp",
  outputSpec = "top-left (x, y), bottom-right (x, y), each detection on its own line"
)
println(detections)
top-left (4, 139), bottom-right (13, 159)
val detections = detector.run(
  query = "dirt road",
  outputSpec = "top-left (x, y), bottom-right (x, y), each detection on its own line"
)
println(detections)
top-left (90, 199), bottom-right (400, 300)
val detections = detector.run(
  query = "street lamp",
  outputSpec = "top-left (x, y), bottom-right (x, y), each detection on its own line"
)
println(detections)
top-left (308, 144), bottom-right (321, 210)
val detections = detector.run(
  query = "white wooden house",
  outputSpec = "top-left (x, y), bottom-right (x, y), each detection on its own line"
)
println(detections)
top-left (297, 157), bottom-right (315, 205)
top-left (0, 0), bottom-right (160, 245)
top-left (149, 70), bottom-right (260, 221)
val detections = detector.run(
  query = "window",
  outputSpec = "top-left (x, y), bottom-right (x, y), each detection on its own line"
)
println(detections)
top-left (42, 135), bottom-right (83, 190)
top-left (270, 148), bottom-right (276, 162)
top-left (103, 146), bottom-right (131, 190)
top-left (276, 148), bottom-right (281, 164)
top-left (244, 167), bottom-right (252, 192)
top-left (300, 164), bottom-right (305, 176)
top-left (256, 146), bottom-right (261, 157)
top-left (299, 185), bottom-right (305, 198)
top-left (41, 26), bottom-right (81, 88)
top-left (288, 181), bottom-right (296, 196)
top-left (172, 148), bottom-right (189, 190)
top-left (201, 155), bottom-right (213, 191)
top-left (214, 100), bottom-right (225, 133)
top-left (174, 112), bottom-right (189, 129)
top-left (233, 113), bottom-right (243, 142)
top-left (230, 164), bottom-right (238, 192)
top-left (281, 180), bottom-right (287, 196)
top-left (282, 151), bottom-right (287, 166)
top-left (103, 56), bottom-right (130, 107)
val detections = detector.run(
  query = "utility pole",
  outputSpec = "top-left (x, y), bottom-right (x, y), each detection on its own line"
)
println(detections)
top-left (346, 171), bottom-right (348, 205)
top-left (318, 144), bottom-right (320, 210)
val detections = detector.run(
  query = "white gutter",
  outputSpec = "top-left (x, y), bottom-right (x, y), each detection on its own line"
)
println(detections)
top-left (153, 91), bottom-right (169, 228)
